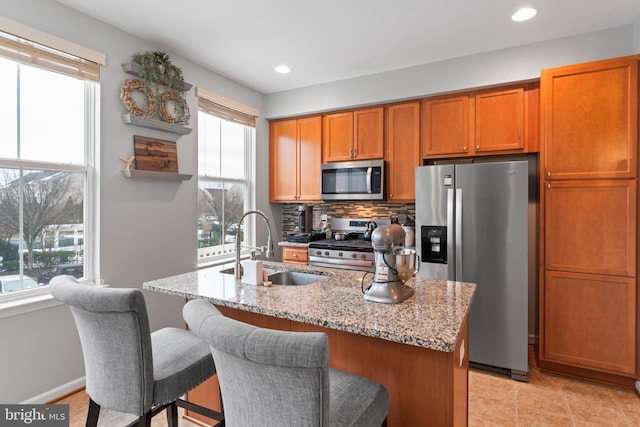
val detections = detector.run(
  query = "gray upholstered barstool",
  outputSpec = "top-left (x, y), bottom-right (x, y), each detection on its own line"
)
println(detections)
top-left (183, 299), bottom-right (389, 427)
top-left (50, 276), bottom-right (223, 427)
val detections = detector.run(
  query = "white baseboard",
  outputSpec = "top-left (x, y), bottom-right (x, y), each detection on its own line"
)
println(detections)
top-left (21, 377), bottom-right (86, 404)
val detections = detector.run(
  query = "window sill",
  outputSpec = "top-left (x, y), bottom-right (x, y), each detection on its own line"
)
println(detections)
top-left (0, 289), bottom-right (62, 319)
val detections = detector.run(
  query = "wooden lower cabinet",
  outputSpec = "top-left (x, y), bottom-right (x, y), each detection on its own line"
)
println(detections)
top-left (282, 246), bottom-right (308, 264)
top-left (541, 270), bottom-right (636, 376)
top-left (186, 306), bottom-right (469, 426)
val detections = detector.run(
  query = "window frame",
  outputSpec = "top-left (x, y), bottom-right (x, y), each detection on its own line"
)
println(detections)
top-left (0, 22), bottom-right (101, 317)
top-left (196, 109), bottom-right (256, 267)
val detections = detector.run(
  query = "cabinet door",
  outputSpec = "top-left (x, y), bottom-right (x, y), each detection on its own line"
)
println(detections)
top-left (475, 87), bottom-right (524, 153)
top-left (422, 95), bottom-right (472, 158)
top-left (544, 180), bottom-right (636, 277)
top-left (385, 102), bottom-right (420, 201)
top-left (297, 116), bottom-right (322, 201)
top-left (542, 56), bottom-right (638, 180)
top-left (353, 107), bottom-right (384, 160)
top-left (269, 119), bottom-right (298, 202)
top-left (542, 270), bottom-right (636, 375)
top-left (323, 112), bottom-right (353, 162)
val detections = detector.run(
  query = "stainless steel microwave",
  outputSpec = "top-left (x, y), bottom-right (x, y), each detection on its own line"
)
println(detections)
top-left (321, 160), bottom-right (385, 200)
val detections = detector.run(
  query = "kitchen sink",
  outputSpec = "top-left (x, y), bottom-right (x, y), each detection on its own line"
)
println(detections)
top-left (266, 271), bottom-right (325, 286)
top-left (219, 267), bottom-right (277, 276)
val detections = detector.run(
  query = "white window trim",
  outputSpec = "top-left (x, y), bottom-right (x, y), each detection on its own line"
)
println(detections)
top-left (196, 113), bottom-right (256, 266)
top-left (0, 46), bottom-right (101, 317)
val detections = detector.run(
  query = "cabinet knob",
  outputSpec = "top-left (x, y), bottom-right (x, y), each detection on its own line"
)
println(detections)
top-left (547, 172), bottom-right (551, 178)
top-left (389, 194), bottom-right (393, 198)
top-left (476, 145), bottom-right (480, 151)
top-left (547, 183), bottom-right (551, 189)
top-left (292, 253), bottom-right (298, 257)
top-left (463, 146), bottom-right (467, 151)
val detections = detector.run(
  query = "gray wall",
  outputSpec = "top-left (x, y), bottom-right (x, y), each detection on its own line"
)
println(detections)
top-left (1, 0), bottom-right (639, 404)
top-left (264, 25), bottom-right (636, 119)
top-left (0, 0), bottom-right (270, 403)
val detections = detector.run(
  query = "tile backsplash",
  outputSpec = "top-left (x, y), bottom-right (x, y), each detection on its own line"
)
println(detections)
top-left (281, 201), bottom-right (415, 237)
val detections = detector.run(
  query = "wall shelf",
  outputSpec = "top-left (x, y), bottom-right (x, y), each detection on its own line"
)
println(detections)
top-left (121, 169), bottom-right (192, 181)
top-left (121, 62), bottom-right (193, 90)
top-left (121, 114), bottom-right (192, 135)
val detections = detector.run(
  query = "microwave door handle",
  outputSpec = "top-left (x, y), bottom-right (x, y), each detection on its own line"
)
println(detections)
top-left (366, 167), bottom-right (372, 194)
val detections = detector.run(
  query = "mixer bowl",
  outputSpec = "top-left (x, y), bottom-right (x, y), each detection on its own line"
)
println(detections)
top-left (395, 248), bottom-right (419, 282)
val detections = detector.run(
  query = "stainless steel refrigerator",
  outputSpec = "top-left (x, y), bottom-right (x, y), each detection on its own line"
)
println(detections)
top-left (416, 160), bottom-right (530, 381)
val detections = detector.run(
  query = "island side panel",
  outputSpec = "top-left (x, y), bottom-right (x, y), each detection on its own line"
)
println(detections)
top-left (186, 304), bottom-right (469, 427)
top-left (291, 318), bottom-right (469, 427)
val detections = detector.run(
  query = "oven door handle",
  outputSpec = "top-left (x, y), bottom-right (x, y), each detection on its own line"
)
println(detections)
top-left (308, 256), bottom-right (374, 269)
top-left (366, 167), bottom-right (372, 194)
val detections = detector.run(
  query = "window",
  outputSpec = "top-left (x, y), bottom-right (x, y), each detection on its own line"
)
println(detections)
top-left (197, 89), bottom-right (257, 265)
top-left (0, 26), bottom-right (100, 304)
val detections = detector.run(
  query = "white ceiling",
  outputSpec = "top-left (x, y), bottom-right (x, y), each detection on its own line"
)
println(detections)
top-left (57, 0), bottom-right (640, 94)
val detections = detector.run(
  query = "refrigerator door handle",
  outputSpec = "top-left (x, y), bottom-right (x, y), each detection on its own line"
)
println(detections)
top-left (455, 188), bottom-right (463, 279)
top-left (447, 188), bottom-right (455, 279)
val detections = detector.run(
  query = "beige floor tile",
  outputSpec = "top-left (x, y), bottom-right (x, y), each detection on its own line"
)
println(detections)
top-left (469, 394), bottom-right (517, 426)
top-left (564, 392), bottom-right (629, 426)
top-left (469, 369), bottom-right (517, 402)
top-left (515, 382), bottom-right (570, 417)
top-left (608, 387), bottom-right (640, 415)
top-left (516, 405), bottom-right (573, 426)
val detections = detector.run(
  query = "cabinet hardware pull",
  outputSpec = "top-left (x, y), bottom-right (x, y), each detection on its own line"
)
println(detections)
top-left (547, 183), bottom-right (551, 189)
top-left (463, 146), bottom-right (467, 151)
top-left (547, 172), bottom-right (551, 177)
top-left (476, 145), bottom-right (480, 151)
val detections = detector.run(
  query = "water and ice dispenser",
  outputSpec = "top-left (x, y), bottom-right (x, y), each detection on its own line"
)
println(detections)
top-left (421, 226), bottom-right (447, 264)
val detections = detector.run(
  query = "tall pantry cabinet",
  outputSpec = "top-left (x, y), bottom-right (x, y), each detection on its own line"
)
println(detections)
top-left (539, 55), bottom-right (639, 386)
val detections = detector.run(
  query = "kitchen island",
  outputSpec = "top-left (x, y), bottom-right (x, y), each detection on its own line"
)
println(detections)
top-left (144, 262), bottom-right (476, 426)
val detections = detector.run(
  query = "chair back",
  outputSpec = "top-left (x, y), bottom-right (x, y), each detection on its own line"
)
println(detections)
top-left (50, 276), bottom-right (154, 416)
top-left (183, 299), bottom-right (330, 426)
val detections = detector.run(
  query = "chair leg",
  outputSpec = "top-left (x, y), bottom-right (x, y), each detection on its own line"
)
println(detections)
top-left (381, 416), bottom-right (388, 427)
top-left (85, 398), bottom-right (100, 427)
top-left (137, 412), bottom-right (152, 427)
top-left (166, 402), bottom-right (179, 427)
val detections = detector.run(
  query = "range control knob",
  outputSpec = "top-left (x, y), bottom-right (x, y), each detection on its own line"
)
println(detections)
top-left (338, 252), bottom-right (343, 257)
top-left (324, 251), bottom-right (330, 256)
top-left (361, 254), bottom-right (367, 260)
top-left (352, 253), bottom-right (358, 259)
top-left (316, 250), bottom-right (322, 256)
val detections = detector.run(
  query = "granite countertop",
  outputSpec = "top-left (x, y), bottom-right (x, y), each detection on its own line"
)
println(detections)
top-left (143, 262), bottom-right (476, 353)
top-left (278, 241), bottom-right (309, 248)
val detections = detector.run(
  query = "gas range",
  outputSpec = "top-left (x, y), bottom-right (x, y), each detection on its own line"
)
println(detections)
top-left (307, 218), bottom-right (390, 272)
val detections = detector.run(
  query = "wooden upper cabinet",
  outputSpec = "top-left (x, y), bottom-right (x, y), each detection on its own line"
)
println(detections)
top-left (270, 119), bottom-right (298, 201)
top-left (297, 116), bottom-right (323, 201)
top-left (422, 95), bottom-right (472, 158)
top-left (322, 112), bottom-right (353, 162)
top-left (544, 179), bottom-right (637, 277)
top-left (542, 56), bottom-right (638, 180)
top-left (353, 107), bottom-right (384, 160)
top-left (323, 107), bottom-right (384, 162)
top-left (475, 87), bottom-right (525, 153)
top-left (422, 84), bottom-right (539, 159)
top-left (385, 102), bottom-right (420, 201)
top-left (269, 116), bottom-right (322, 203)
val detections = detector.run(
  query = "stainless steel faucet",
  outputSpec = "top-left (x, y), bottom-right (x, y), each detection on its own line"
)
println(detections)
top-left (235, 210), bottom-right (275, 279)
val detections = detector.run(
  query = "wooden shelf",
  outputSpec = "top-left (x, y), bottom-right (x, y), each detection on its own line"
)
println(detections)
top-left (121, 114), bottom-right (192, 135)
top-left (121, 62), bottom-right (193, 90)
top-left (121, 169), bottom-right (192, 181)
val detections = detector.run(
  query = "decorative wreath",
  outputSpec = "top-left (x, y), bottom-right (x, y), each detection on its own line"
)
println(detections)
top-left (159, 90), bottom-right (190, 125)
top-left (120, 79), bottom-right (158, 118)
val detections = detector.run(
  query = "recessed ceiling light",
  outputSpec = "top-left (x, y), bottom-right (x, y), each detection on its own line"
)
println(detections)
top-left (275, 65), bottom-right (291, 74)
top-left (512, 7), bottom-right (537, 22)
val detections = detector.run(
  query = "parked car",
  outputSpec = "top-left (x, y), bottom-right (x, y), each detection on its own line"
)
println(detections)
top-left (38, 263), bottom-right (84, 284)
top-left (0, 275), bottom-right (40, 293)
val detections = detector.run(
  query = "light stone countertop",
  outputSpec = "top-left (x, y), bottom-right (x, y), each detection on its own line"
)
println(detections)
top-left (143, 262), bottom-right (476, 353)
top-left (278, 241), bottom-right (309, 248)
